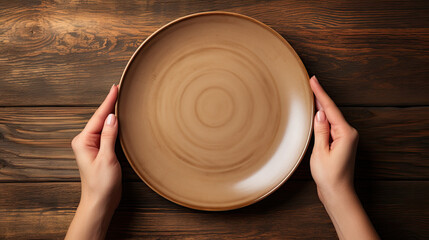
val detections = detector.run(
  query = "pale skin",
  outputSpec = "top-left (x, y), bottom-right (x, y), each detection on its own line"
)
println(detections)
top-left (309, 76), bottom-right (379, 240)
top-left (66, 85), bottom-right (121, 240)
top-left (66, 77), bottom-right (379, 240)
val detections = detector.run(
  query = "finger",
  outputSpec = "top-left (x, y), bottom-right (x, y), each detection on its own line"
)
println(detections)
top-left (83, 85), bottom-right (118, 134)
top-left (99, 113), bottom-right (118, 158)
top-left (313, 110), bottom-right (330, 153)
top-left (309, 76), bottom-right (347, 126)
top-left (71, 133), bottom-right (96, 167)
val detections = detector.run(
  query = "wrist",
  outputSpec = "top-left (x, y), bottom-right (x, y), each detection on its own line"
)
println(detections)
top-left (79, 194), bottom-right (117, 219)
top-left (77, 198), bottom-right (115, 230)
top-left (68, 197), bottom-right (114, 240)
top-left (317, 183), bottom-right (356, 206)
top-left (317, 184), bottom-right (380, 240)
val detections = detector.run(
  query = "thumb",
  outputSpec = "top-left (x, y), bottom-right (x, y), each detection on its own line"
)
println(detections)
top-left (99, 113), bottom-right (118, 156)
top-left (313, 110), bottom-right (330, 153)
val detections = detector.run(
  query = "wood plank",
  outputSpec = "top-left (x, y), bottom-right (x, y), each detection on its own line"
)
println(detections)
top-left (0, 181), bottom-right (427, 239)
top-left (1, 0), bottom-right (428, 106)
top-left (344, 107), bottom-right (429, 179)
top-left (0, 106), bottom-right (428, 181)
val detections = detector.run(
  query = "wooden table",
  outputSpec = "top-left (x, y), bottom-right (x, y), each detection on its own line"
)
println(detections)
top-left (1, 1), bottom-right (428, 239)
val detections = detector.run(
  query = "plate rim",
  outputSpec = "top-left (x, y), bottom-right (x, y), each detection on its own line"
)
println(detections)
top-left (115, 11), bottom-right (314, 211)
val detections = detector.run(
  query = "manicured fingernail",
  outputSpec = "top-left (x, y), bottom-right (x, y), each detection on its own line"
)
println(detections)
top-left (316, 110), bottom-right (326, 122)
top-left (312, 75), bottom-right (318, 83)
top-left (106, 113), bottom-right (116, 125)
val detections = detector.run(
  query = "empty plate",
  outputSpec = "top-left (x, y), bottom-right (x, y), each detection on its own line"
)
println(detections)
top-left (116, 12), bottom-right (313, 211)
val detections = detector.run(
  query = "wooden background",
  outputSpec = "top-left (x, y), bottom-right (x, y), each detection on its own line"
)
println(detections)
top-left (1, 0), bottom-right (428, 239)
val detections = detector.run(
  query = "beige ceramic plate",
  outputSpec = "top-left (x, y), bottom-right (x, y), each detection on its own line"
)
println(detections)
top-left (117, 12), bottom-right (313, 211)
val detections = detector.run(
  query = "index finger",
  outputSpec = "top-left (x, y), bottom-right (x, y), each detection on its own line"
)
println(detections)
top-left (83, 84), bottom-right (118, 134)
top-left (309, 76), bottom-right (347, 126)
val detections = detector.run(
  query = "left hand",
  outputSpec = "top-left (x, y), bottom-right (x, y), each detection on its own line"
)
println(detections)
top-left (66, 85), bottom-right (121, 240)
top-left (71, 84), bottom-right (121, 213)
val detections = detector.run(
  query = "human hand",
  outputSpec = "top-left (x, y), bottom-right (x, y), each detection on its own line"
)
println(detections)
top-left (309, 76), bottom-right (358, 202)
top-left (66, 85), bottom-right (121, 240)
top-left (309, 76), bottom-right (378, 240)
top-left (72, 84), bottom-right (121, 212)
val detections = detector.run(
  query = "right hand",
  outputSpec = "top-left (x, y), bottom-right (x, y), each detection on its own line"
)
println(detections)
top-left (308, 76), bottom-right (359, 202)
top-left (308, 76), bottom-right (379, 240)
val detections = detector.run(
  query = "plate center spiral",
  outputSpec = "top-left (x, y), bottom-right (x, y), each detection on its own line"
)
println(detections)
top-left (149, 45), bottom-right (281, 172)
top-left (195, 87), bottom-right (234, 128)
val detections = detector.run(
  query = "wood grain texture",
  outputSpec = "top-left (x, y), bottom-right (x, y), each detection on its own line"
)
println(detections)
top-left (1, 1), bottom-right (429, 239)
top-left (0, 106), bottom-right (428, 181)
top-left (1, 0), bottom-right (428, 106)
top-left (0, 181), bottom-right (427, 239)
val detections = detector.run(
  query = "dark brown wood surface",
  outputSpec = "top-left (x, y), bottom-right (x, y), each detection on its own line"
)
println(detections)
top-left (0, 0), bottom-right (428, 239)
top-left (1, 181), bottom-right (427, 239)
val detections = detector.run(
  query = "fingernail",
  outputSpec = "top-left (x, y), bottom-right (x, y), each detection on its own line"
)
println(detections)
top-left (312, 75), bottom-right (318, 83)
top-left (316, 110), bottom-right (326, 122)
top-left (106, 113), bottom-right (116, 125)
top-left (111, 84), bottom-right (115, 91)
